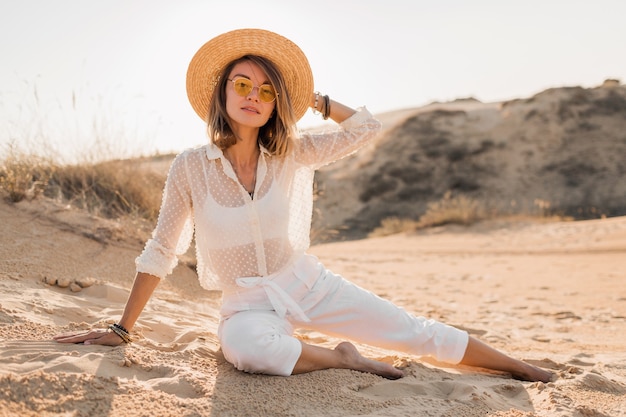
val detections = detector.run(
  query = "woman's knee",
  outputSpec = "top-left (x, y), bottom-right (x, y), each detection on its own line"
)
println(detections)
top-left (219, 311), bottom-right (301, 376)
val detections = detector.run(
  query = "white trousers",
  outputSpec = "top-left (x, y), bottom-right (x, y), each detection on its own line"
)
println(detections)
top-left (218, 254), bottom-right (469, 376)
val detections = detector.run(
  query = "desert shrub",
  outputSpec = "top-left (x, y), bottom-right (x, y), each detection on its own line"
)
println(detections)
top-left (543, 160), bottom-right (599, 188)
top-left (419, 136), bottom-right (450, 158)
top-left (446, 145), bottom-right (469, 162)
top-left (399, 115), bottom-right (436, 135)
top-left (368, 216), bottom-right (419, 237)
top-left (477, 139), bottom-right (497, 153)
top-left (0, 150), bottom-right (167, 222)
top-left (577, 121), bottom-right (599, 131)
top-left (586, 91), bottom-right (626, 116)
top-left (558, 102), bottom-right (575, 121)
top-left (386, 165), bottom-right (429, 183)
top-left (416, 192), bottom-right (487, 228)
top-left (46, 160), bottom-right (166, 221)
top-left (430, 109), bottom-right (467, 119)
top-left (368, 193), bottom-right (489, 238)
top-left (396, 185), bottom-right (434, 202)
top-left (501, 97), bottom-right (535, 108)
top-left (449, 176), bottom-right (481, 192)
top-left (525, 109), bottom-right (539, 120)
top-left (0, 148), bottom-right (54, 202)
top-left (358, 175), bottom-right (398, 203)
top-left (446, 140), bottom-right (495, 162)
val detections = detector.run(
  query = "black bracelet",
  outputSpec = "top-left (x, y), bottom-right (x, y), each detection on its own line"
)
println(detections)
top-left (113, 323), bottom-right (129, 333)
top-left (322, 95), bottom-right (331, 120)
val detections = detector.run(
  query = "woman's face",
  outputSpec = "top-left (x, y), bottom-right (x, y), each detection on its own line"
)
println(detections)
top-left (225, 60), bottom-right (276, 130)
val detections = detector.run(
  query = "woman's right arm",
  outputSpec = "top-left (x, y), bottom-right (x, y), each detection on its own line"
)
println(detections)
top-left (55, 152), bottom-right (195, 345)
top-left (53, 272), bottom-right (160, 345)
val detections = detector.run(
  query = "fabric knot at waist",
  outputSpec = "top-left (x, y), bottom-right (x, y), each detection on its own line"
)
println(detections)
top-left (235, 276), bottom-right (311, 322)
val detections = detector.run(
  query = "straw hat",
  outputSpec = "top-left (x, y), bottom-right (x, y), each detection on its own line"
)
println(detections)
top-left (186, 28), bottom-right (314, 122)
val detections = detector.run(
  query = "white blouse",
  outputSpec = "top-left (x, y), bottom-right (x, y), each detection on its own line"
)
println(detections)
top-left (135, 107), bottom-right (382, 291)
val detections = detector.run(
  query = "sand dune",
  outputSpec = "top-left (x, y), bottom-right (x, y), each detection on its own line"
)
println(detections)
top-left (1, 198), bottom-right (625, 416)
top-left (314, 83), bottom-right (626, 240)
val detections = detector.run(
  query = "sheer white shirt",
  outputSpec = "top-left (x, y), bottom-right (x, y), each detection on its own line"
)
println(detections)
top-left (135, 107), bottom-right (382, 291)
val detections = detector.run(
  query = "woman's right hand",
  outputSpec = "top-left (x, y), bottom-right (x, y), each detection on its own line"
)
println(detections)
top-left (53, 272), bottom-right (159, 347)
top-left (53, 329), bottom-right (125, 346)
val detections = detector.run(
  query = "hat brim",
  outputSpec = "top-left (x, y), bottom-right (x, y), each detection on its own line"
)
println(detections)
top-left (186, 28), bottom-right (314, 122)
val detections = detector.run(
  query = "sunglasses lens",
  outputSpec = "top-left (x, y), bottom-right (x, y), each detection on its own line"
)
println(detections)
top-left (258, 85), bottom-right (276, 103)
top-left (232, 78), bottom-right (253, 96)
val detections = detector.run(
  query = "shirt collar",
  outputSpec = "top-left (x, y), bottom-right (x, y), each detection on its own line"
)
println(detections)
top-left (204, 141), bottom-right (271, 160)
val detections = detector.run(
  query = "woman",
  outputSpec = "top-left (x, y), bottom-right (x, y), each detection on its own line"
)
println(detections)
top-left (55, 29), bottom-right (552, 383)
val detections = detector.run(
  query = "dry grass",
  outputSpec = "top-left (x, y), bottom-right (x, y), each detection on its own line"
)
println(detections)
top-left (369, 192), bottom-right (488, 237)
top-left (368, 192), bottom-right (575, 238)
top-left (0, 147), bottom-right (167, 223)
top-left (48, 160), bottom-right (166, 221)
top-left (416, 192), bottom-right (488, 228)
top-left (368, 217), bottom-right (420, 237)
top-left (0, 148), bottom-right (53, 202)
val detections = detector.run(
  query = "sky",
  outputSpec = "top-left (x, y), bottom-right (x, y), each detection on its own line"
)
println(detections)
top-left (1, 0), bottom-right (625, 162)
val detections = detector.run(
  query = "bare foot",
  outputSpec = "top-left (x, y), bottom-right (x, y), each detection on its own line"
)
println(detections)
top-left (335, 342), bottom-right (404, 379)
top-left (511, 361), bottom-right (554, 383)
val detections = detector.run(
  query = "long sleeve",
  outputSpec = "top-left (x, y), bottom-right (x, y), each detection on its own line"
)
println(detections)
top-left (135, 153), bottom-right (195, 279)
top-left (295, 107), bottom-right (382, 170)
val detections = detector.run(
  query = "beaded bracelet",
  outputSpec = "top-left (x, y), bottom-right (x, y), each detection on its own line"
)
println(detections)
top-left (313, 91), bottom-right (331, 118)
top-left (313, 91), bottom-right (320, 114)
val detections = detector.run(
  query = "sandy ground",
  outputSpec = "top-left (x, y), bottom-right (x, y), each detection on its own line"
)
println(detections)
top-left (1, 199), bottom-right (625, 416)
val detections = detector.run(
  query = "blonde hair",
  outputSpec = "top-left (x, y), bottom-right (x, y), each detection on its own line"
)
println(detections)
top-left (206, 55), bottom-right (299, 157)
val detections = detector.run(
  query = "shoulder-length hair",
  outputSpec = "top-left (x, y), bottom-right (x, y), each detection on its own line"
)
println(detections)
top-left (206, 55), bottom-right (299, 157)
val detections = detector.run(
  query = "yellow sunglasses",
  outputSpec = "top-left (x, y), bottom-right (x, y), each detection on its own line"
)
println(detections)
top-left (228, 77), bottom-right (278, 103)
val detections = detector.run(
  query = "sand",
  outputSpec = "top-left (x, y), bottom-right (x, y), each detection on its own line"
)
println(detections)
top-left (1, 198), bottom-right (625, 416)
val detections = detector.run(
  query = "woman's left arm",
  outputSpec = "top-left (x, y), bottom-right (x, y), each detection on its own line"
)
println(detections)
top-left (296, 94), bottom-right (382, 168)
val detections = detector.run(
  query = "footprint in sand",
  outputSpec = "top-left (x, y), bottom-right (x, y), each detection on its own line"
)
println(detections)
top-left (568, 354), bottom-right (595, 367)
top-left (580, 373), bottom-right (626, 394)
top-left (0, 308), bottom-right (14, 324)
